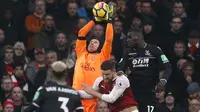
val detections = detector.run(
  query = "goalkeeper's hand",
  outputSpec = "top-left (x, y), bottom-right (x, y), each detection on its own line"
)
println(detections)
top-left (94, 5), bottom-right (114, 22)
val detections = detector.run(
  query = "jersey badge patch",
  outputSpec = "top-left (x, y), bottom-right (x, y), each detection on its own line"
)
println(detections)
top-left (161, 55), bottom-right (169, 63)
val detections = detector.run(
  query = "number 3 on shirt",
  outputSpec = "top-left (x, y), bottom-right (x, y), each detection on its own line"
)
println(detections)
top-left (58, 97), bottom-right (69, 112)
top-left (147, 105), bottom-right (154, 112)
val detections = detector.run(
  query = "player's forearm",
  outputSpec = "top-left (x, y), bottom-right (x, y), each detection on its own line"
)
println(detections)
top-left (78, 90), bottom-right (94, 99)
top-left (105, 23), bottom-right (114, 42)
top-left (88, 89), bottom-right (103, 99)
top-left (101, 87), bottom-right (126, 103)
top-left (78, 20), bottom-right (95, 37)
top-left (160, 63), bottom-right (172, 81)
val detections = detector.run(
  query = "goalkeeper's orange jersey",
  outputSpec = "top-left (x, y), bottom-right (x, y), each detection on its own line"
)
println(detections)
top-left (73, 20), bottom-right (113, 112)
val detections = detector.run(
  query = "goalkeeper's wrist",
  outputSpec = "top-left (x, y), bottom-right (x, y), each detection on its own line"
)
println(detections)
top-left (107, 18), bottom-right (112, 23)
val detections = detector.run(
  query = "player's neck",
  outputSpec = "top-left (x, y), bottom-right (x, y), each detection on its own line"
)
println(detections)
top-left (138, 42), bottom-right (147, 48)
top-left (56, 79), bottom-right (67, 85)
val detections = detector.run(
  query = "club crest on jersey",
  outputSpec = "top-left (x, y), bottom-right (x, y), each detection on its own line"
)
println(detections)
top-left (101, 85), bottom-right (105, 89)
top-left (91, 57), bottom-right (96, 61)
top-left (145, 50), bottom-right (151, 56)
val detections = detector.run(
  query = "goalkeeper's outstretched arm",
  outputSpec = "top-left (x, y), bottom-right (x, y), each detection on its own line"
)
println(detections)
top-left (100, 20), bottom-right (114, 60)
top-left (76, 20), bottom-right (95, 57)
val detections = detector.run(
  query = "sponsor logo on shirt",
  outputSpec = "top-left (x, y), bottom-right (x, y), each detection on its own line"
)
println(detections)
top-left (132, 57), bottom-right (149, 67)
top-left (80, 62), bottom-right (95, 71)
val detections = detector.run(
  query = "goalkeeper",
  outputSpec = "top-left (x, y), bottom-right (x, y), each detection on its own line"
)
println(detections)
top-left (72, 4), bottom-right (114, 112)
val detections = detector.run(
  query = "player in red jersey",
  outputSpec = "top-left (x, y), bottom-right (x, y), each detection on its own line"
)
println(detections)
top-left (79, 60), bottom-right (138, 112)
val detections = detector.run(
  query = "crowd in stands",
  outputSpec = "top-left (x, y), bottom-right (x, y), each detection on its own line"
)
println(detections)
top-left (0, 0), bottom-right (200, 111)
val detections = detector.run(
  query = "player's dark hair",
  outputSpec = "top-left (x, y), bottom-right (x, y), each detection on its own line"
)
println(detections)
top-left (128, 28), bottom-right (144, 39)
top-left (101, 60), bottom-right (115, 71)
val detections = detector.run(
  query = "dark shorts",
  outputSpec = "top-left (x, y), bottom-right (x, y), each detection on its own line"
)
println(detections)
top-left (132, 90), bottom-right (157, 112)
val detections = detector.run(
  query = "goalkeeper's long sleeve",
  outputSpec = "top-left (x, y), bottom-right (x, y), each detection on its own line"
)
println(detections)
top-left (76, 20), bottom-right (95, 58)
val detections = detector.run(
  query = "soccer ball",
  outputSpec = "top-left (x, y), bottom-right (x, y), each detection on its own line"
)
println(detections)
top-left (92, 2), bottom-right (109, 18)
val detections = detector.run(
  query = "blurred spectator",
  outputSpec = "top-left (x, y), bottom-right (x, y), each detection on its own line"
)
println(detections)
top-left (93, 24), bottom-right (105, 39)
top-left (13, 42), bottom-right (30, 70)
top-left (187, 82), bottom-right (200, 100)
top-left (156, 87), bottom-right (165, 104)
top-left (177, 59), bottom-right (187, 70)
top-left (12, 63), bottom-right (28, 92)
top-left (141, 1), bottom-right (157, 22)
top-left (0, 29), bottom-right (5, 44)
top-left (130, 13), bottom-right (142, 29)
top-left (55, 32), bottom-right (69, 60)
top-left (45, 50), bottom-right (57, 67)
top-left (143, 19), bottom-right (161, 46)
top-left (78, 0), bottom-right (96, 20)
top-left (25, 0), bottom-right (46, 50)
top-left (45, 0), bottom-right (61, 22)
top-left (11, 87), bottom-right (27, 112)
top-left (0, 76), bottom-right (13, 103)
top-left (25, 48), bottom-right (45, 101)
top-left (155, 92), bottom-right (184, 112)
top-left (186, 30), bottom-right (200, 72)
top-left (0, 9), bottom-right (26, 46)
top-left (4, 45), bottom-right (14, 76)
top-left (135, 0), bottom-right (142, 13)
top-left (110, 54), bottom-right (117, 64)
top-left (34, 14), bottom-right (59, 49)
top-left (74, 17), bottom-right (88, 35)
top-left (96, 101), bottom-right (110, 112)
top-left (172, 1), bottom-right (187, 22)
top-left (188, 99), bottom-right (200, 112)
top-left (163, 16), bottom-right (187, 58)
top-left (26, 48), bottom-right (45, 85)
top-left (0, 102), bottom-right (2, 111)
top-left (57, 1), bottom-right (79, 36)
top-left (33, 50), bottom-right (57, 88)
top-left (0, 29), bottom-right (5, 80)
top-left (112, 20), bottom-right (125, 62)
top-left (166, 41), bottom-right (188, 106)
top-left (183, 62), bottom-right (200, 84)
top-left (186, 30), bottom-right (200, 59)
top-left (63, 40), bottom-right (76, 86)
top-left (170, 17), bottom-right (184, 34)
top-left (3, 99), bottom-right (14, 112)
top-left (108, 0), bottom-right (125, 20)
